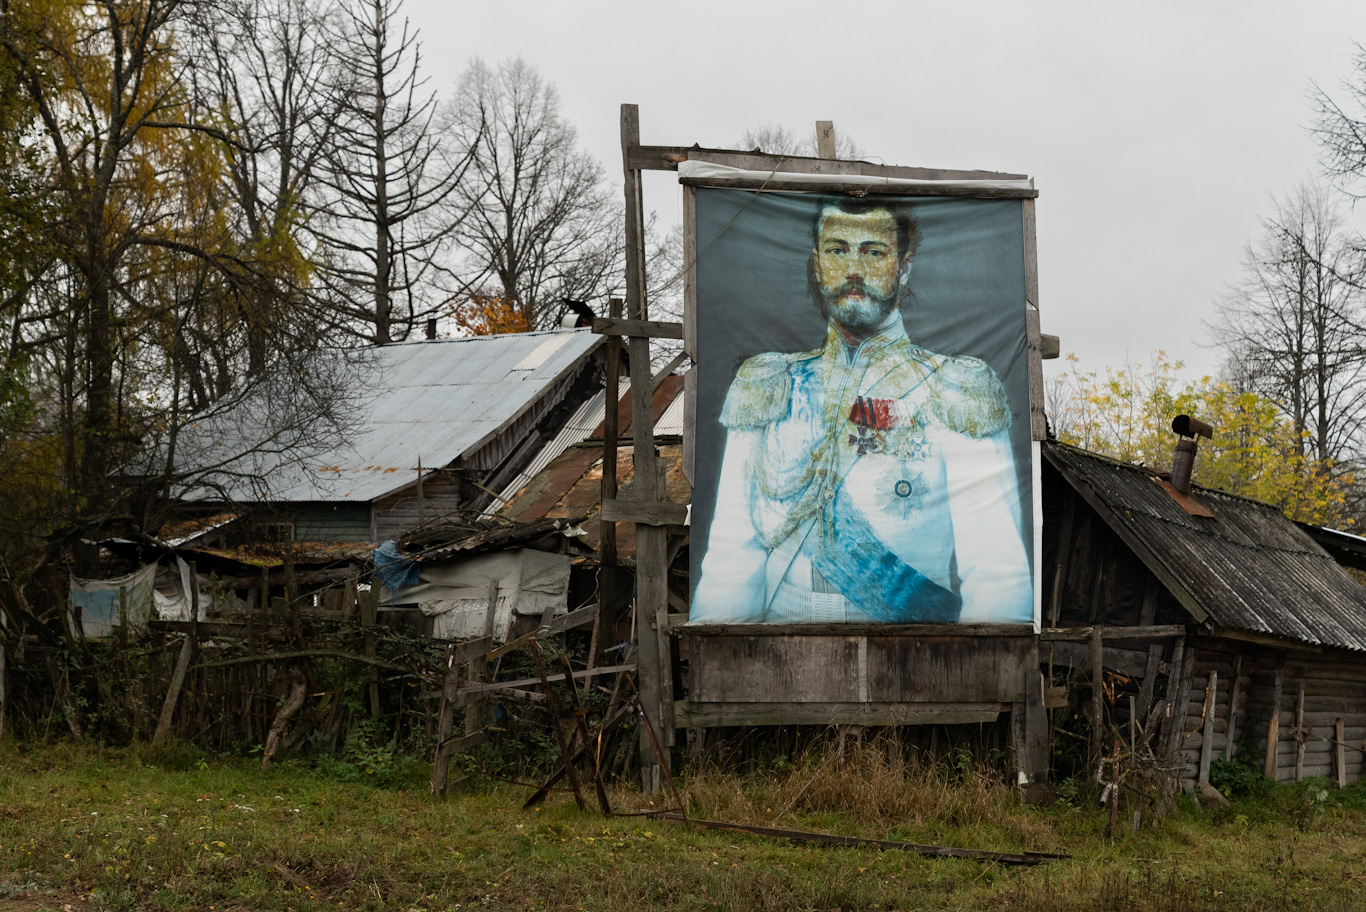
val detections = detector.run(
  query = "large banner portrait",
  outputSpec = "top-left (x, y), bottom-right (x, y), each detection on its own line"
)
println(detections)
top-left (689, 188), bottom-right (1038, 626)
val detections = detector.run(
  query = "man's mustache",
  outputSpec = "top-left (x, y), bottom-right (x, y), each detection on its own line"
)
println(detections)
top-left (833, 279), bottom-right (868, 299)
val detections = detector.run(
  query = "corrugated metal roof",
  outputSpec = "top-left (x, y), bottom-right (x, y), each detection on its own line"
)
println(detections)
top-left (1046, 441), bottom-right (1366, 651)
top-left (181, 330), bottom-right (602, 504)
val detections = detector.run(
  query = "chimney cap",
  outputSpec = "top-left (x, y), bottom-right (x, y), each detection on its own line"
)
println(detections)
top-left (1172, 414), bottom-right (1213, 440)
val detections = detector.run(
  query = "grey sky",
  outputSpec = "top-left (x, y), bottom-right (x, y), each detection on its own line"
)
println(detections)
top-left (406, 0), bottom-right (1366, 380)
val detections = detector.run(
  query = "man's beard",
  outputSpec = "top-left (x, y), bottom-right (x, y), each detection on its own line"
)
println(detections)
top-left (816, 280), bottom-right (898, 336)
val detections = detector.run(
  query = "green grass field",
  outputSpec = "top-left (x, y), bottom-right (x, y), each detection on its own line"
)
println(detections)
top-left (2, 742), bottom-right (1365, 911)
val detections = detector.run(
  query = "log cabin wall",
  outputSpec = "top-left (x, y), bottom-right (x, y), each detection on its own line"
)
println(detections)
top-left (372, 472), bottom-right (464, 541)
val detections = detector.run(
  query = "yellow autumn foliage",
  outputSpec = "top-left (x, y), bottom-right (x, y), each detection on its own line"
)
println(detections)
top-left (1048, 353), bottom-right (1352, 527)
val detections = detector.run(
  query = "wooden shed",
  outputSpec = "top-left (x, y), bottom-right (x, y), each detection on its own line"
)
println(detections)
top-left (1043, 440), bottom-right (1366, 789)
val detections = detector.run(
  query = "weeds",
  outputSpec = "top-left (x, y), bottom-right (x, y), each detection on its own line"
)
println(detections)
top-left (4, 741), bottom-right (1366, 911)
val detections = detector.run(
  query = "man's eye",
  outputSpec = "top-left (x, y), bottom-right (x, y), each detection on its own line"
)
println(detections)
top-left (864, 248), bottom-right (886, 257)
top-left (825, 246), bottom-right (846, 255)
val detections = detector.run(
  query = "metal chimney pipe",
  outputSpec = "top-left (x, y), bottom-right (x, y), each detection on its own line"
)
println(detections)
top-left (425, 317), bottom-right (437, 340)
top-left (1170, 414), bottom-right (1213, 496)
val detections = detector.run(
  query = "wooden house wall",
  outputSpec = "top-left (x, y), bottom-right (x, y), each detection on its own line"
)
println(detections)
top-left (293, 503), bottom-right (373, 541)
top-left (1178, 640), bottom-right (1366, 789)
top-left (372, 473), bottom-right (464, 542)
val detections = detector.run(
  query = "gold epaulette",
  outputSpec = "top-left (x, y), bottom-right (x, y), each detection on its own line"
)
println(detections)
top-left (924, 355), bottom-right (1011, 438)
top-left (719, 351), bottom-right (802, 428)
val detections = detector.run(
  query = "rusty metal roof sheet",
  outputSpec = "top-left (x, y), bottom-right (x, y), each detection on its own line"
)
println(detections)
top-left (179, 329), bottom-right (601, 505)
top-left (1046, 441), bottom-right (1366, 651)
top-left (496, 442), bottom-right (688, 561)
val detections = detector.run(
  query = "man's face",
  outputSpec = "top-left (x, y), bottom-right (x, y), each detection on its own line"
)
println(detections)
top-left (812, 208), bottom-right (905, 337)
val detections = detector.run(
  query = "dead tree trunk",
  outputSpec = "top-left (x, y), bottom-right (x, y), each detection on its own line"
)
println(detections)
top-left (262, 666), bottom-right (308, 769)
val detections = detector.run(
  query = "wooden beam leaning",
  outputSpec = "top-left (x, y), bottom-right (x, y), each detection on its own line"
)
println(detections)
top-left (592, 317), bottom-right (683, 339)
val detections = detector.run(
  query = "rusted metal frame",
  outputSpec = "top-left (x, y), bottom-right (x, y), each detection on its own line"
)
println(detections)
top-left (529, 638), bottom-right (587, 811)
top-left (658, 814), bottom-right (1068, 865)
top-left (559, 653), bottom-right (612, 815)
top-left (1042, 447), bottom-right (1209, 624)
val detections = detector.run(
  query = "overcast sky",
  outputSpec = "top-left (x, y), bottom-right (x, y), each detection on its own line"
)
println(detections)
top-left (406, 0), bottom-right (1366, 381)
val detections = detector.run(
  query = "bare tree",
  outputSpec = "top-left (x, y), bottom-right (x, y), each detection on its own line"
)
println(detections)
top-left (449, 57), bottom-right (620, 331)
top-left (738, 123), bottom-right (864, 160)
top-left (189, 0), bottom-right (341, 374)
top-left (1210, 182), bottom-right (1366, 466)
top-left (312, 0), bottom-right (477, 344)
top-left (1312, 42), bottom-right (1366, 203)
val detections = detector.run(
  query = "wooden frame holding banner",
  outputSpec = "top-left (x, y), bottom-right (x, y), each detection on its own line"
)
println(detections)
top-left (601, 105), bottom-right (1055, 791)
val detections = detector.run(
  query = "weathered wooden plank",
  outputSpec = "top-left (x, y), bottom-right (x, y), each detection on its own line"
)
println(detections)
top-left (1041, 334), bottom-right (1060, 359)
top-left (661, 813), bottom-right (1069, 865)
top-left (1295, 685), bottom-right (1307, 782)
top-left (1198, 671), bottom-right (1218, 785)
top-left (1225, 657), bottom-right (1244, 760)
top-left (1338, 718), bottom-right (1348, 789)
top-left (686, 635), bottom-right (1034, 704)
top-left (1022, 197), bottom-right (1039, 309)
top-left (626, 145), bottom-right (1028, 182)
top-left (1089, 627), bottom-right (1104, 770)
top-left (456, 663), bottom-right (636, 699)
top-left (599, 499), bottom-right (688, 526)
top-left (1039, 625), bottom-right (1186, 641)
top-left (682, 367), bottom-right (696, 485)
top-left (430, 645), bottom-right (463, 796)
top-left (1265, 669), bottom-right (1283, 780)
top-left (591, 317), bottom-right (683, 340)
top-left (678, 176), bottom-right (1040, 198)
top-left (690, 636), bottom-right (861, 703)
top-left (682, 186), bottom-right (697, 360)
top-left (1026, 308), bottom-right (1046, 441)
top-left (675, 701), bottom-right (1005, 728)
top-left (868, 635), bottom-right (1034, 703)
top-left (675, 622), bottom-right (1035, 636)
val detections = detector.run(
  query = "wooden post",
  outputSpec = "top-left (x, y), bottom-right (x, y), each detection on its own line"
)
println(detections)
top-left (1197, 670), bottom-right (1217, 785)
top-left (1088, 626), bottom-right (1104, 771)
top-left (431, 645), bottom-right (462, 796)
top-left (1048, 491), bottom-right (1077, 628)
top-left (1109, 738), bottom-right (1120, 840)
top-left (362, 586), bottom-right (380, 719)
top-left (1294, 684), bottom-right (1306, 783)
top-left (416, 456), bottom-right (425, 528)
top-left (1336, 718), bottom-right (1347, 789)
top-left (464, 581), bottom-right (498, 735)
top-left (1264, 669), bottom-right (1282, 781)
top-left (152, 565), bottom-right (199, 747)
top-left (815, 120), bottom-right (836, 159)
top-left (598, 296), bottom-right (623, 668)
top-left (622, 103), bottom-right (670, 792)
top-left (1224, 656), bottom-right (1243, 759)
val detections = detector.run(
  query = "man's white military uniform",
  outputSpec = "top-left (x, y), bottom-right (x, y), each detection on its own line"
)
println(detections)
top-left (692, 312), bottom-right (1032, 624)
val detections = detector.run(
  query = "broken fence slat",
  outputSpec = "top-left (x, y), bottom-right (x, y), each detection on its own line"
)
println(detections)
top-left (457, 663), bottom-right (637, 700)
top-left (659, 814), bottom-right (1069, 865)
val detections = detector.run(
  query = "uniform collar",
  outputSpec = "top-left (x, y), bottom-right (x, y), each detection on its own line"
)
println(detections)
top-left (823, 311), bottom-right (909, 368)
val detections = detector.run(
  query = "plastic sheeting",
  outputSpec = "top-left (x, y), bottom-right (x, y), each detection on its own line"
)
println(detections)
top-left (152, 557), bottom-right (243, 622)
top-left (372, 540), bottom-right (421, 592)
top-left (69, 564), bottom-right (157, 639)
top-left (381, 548), bottom-right (570, 641)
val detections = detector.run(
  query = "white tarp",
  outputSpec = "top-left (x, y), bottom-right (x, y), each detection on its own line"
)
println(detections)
top-left (382, 548), bottom-right (571, 641)
top-left (153, 556), bottom-right (242, 621)
top-left (69, 563), bottom-right (157, 639)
